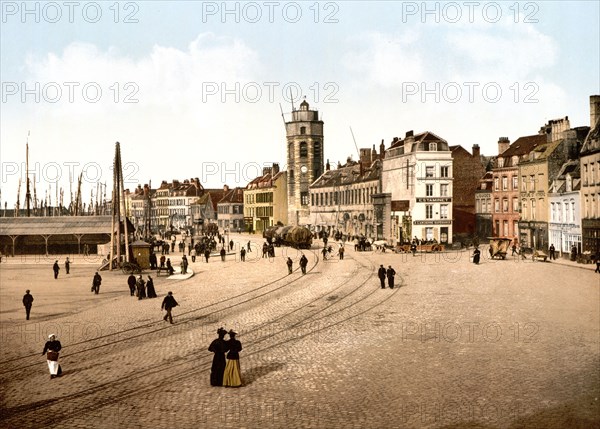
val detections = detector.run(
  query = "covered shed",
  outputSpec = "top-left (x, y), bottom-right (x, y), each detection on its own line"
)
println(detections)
top-left (0, 216), bottom-right (134, 256)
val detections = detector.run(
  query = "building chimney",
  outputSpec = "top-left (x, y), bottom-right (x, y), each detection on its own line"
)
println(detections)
top-left (472, 144), bottom-right (480, 158)
top-left (405, 130), bottom-right (414, 138)
top-left (326, 159), bottom-right (330, 171)
top-left (380, 139), bottom-right (385, 160)
top-left (591, 95), bottom-right (600, 128)
top-left (223, 184), bottom-right (229, 192)
top-left (498, 137), bottom-right (510, 155)
top-left (272, 163), bottom-right (280, 175)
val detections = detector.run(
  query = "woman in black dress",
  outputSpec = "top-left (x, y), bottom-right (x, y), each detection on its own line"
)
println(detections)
top-left (42, 334), bottom-right (62, 378)
top-left (208, 328), bottom-right (229, 386)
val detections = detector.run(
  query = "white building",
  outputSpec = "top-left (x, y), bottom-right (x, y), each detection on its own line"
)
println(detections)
top-left (381, 131), bottom-right (453, 244)
top-left (548, 161), bottom-right (581, 256)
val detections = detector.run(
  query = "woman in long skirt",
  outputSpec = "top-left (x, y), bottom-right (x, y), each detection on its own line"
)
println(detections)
top-left (208, 328), bottom-right (229, 386)
top-left (222, 330), bottom-right (243, 387)
top-left (42, 334), bottom-right (62, 379)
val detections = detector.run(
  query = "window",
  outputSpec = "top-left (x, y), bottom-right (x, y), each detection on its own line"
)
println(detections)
top-left (571, 200), bottom-right (575, 222)
top-left (502, 198), bottom-right (509, 212)
top-left (521, 176), bottom-right (527, 192)
top-left (512, 176), bottom-right (518, 190)
top-left (426, 166), bottom-right (434, 178)
top-left (426, 227), bottom-right (433, 240)
top-left (551, 203), bottom-right (555, 222)
top-left (530, 175), bottom-right (535, 191)
top-left (440, 184), bottom-right (448, 197)
top-left (429, 142), bottom-right (437, 151)
top-left (440, 166), bottom-right (449, 177)
top-left (513, 197), bottom-right (519, 212)
top-left (531, 199), bottom-right (536, 219)
top-left (426, 184), bottom-right (434, 196)
top-left (300, 142), bottom-right (308, 157)
top-left (494, 177), bottom-right (499, 191)
top-left (301, 192), bottom-right (309, 206)
top-left (440, 205), bottom-right (448, 219)
top-left (425, 205), bottom-right (433, 219)
top-left (311, 193), bottom-right (314, 206)
top-left (502, 176), bottom-right (508, 191)
top-left (494, 199), bottom-right (500, 213)
top-left (300, 126), bottom-right (306, 135)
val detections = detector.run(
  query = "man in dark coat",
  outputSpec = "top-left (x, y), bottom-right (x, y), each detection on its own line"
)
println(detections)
top-left (220, 247), bottom-right (226, 262)
top-left (53, 261), bottom-right (60, 279)
top-left (65, 257), bottom-right (71, 274)
top-left (549, 244), bottom-right (556, 260)
top-left (208, 327), bottom-right (229, 386)
top-left (127, 274), bottom-right (136, 296)
top-left (299, 254), bottom-right (308, 274)
top-left (204, 249), bottom-right (210, 263)
top-left (23, 290), bottom-right (34, 320)
top-left (286, 257), bottom-right (293, 274)
top-left (378, 265), bottom-right (386, 288)
top-left (386, 266), bottom-right (396, 289)
top-left (240, 247), bottom-right (246, 262)
top-left (92, 272), bottom-right (102, 294)
top-left (161, 291), bottom-right (179, 324)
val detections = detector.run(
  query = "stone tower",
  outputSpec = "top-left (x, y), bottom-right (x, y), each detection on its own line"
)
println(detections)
top-left (285, 100), bottom-right (324, 225)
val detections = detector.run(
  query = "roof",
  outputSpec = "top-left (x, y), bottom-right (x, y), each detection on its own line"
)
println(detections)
top-left (581, 117), bottom-right (600, 156)
top-left (311, 159), bottom-right (381, 189)
top-left (218, 187), bottom-right (244, 204)
top-left (388, 131), bottom-right (449, 153)
top-left (0, 216), bottom-right (129, 236)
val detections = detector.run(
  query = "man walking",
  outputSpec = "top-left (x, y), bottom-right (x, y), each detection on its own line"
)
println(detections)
top-left (53, 261), bottom-right (60, 279)
top-left (286, 257), bottom-right (293, 274)
top-left (161, 291), bottom-right (179, 324)
top-left (299, 254), bottom-right (308, 274)
top-left (92, 272), bottom-right (102, 294)
top-left (386, 265), bottom-right (396, 289)
top-left (378, 265), bottom-right (386, 289)
top-left (23, 290), bottom-right (34, 320)
top-left (240, 247), bottom-right (246, 262)
top-left (65, 257), bottom-right (71, 274)
top-left (127, 274), bottom-right (136, 296)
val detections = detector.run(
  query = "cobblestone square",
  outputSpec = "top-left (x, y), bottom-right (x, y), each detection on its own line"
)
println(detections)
top-left (1, 238), bottom-right (598, 428)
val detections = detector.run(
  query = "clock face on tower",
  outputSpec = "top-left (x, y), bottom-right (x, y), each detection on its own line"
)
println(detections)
top-left (300, 165), bottom-right (308, 174)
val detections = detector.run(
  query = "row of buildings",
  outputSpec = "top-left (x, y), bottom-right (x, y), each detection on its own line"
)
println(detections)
top-left (122, 97), bottom-right (599, 256)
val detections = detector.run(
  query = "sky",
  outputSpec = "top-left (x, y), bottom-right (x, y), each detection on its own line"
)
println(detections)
top-left (1, 1), bottom-right (599, 209)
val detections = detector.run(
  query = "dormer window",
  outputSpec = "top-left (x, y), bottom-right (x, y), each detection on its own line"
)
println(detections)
top-left (429, 142), bottom-right (437, 151)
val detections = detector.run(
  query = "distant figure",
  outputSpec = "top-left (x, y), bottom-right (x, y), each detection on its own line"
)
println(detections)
top-left (23, 290), bottom-right (34, 320)
top-left (160, 255), bottom-right (166, 268)
top-left (222, 330), bottom-right (243, 387)
top-left (511, 243), bottom-right (517, 256)
top-left (92, 272), bottom-right (102, 294)
top-left (83, 243), bottom-right (89, 256)
top-left (136, 275), bottom-right (146, 300)
top-left (65, 257), bottom-right (71, 274)
top-left (240, 247), bottom-right (246, 262)
top-left (286, 257), bottom-right (293, 274)
top-left (220, 247), bottom-right (226, 262)
top-left (338, 246), bottom-right (345, 260)
top-left (181, 255), bottom-right (188, 274)
top-left (204, 249), bottom-right (210, 263)
top-left (386, 266), bottom-right (396, 289)
top-left (208, 327), bottom-right (229, 386)
top-left (53, 261), bottom-right (60, 279)
top-left (146, 276), bottom-right (157, 298)
top-left (161, 291), bottom-right (179, 324)
top-left (299, 254), bottom-right (308, 274)
top-left (247, 241), bottom-right (252, 252)
top-left (549, 244), bottom-right (556, 260)
top-left (229, 240), bottom-right (234, 251)
top-left (378, 265), bottom-right (386, 289)
top-left (473, 248), bottom-right (481, 265)
top-left (410, 243), bottom-right (417, 257)
top-left (127, 274), bottom-right (137, 296)
top-left (42, 334), bottom-right (62, 379)
top-left (191, 248), bottom-right (196, 263)
top-left (571, 245), bottom-right (578, 262)
top-left (166, 258), bottom-right (174, 275)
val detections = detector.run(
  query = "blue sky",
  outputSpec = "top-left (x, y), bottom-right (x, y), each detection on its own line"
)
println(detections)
top-left (1, 1), bottom-right (599, 208)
